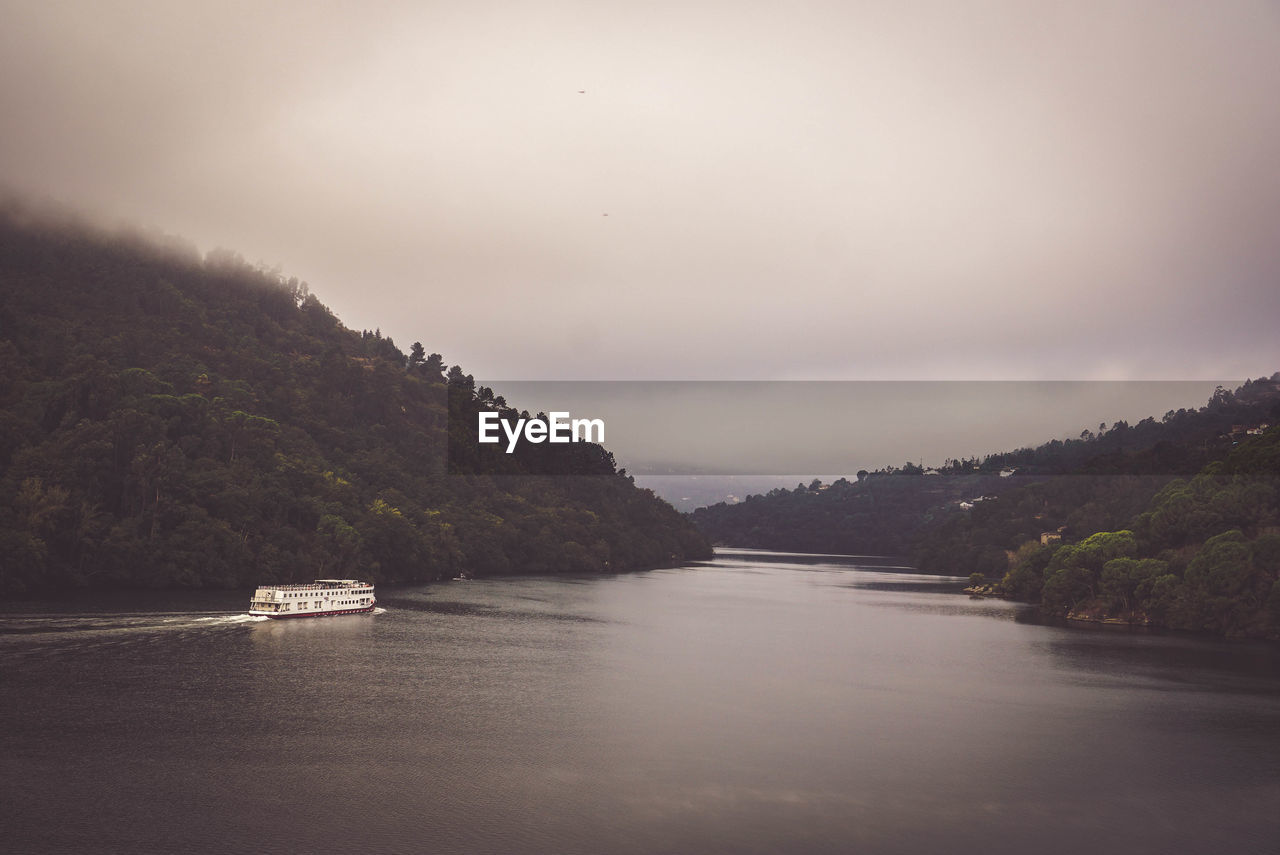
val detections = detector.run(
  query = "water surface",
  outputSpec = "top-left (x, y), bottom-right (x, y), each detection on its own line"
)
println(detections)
top-left (3, 550), bottom-right (1278, 854)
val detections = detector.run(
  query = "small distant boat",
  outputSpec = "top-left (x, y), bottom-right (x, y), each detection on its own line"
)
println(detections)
top-left (249, 579), bottom-right (376, 619)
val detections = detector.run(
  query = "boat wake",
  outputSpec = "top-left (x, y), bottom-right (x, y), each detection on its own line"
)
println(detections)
top-left (194, 614), bottom-right (270, 624)
top-left (373, 607), bottom-right (388, 615)
top-left (0, 610), bottom-right (269, 657)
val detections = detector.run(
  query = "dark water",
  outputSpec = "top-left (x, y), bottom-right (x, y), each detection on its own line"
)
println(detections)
top-left (3, 550), bottom-right (1279, 855)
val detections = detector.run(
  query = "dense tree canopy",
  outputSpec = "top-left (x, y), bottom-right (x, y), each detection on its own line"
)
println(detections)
top-left (692, 377), bottom-right (1280, 639)
top-left (999, 430), bottom-right (1280, 638)
top-left (0, 208), bottom-right (709, 595)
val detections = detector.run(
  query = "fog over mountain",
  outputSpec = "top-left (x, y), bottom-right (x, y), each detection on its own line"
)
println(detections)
top-left (485, 380), bottom-right (1233, 477)
top-left (2, 1), bottom-right (1277, 388)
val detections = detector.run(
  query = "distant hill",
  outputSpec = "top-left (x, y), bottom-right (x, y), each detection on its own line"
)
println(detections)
top-left (690, 472), bottom-right (1002, 556)
top-left (986, 425), bottom-right (1280, 639)
top-left (691, 379), bottom-right (1280, 638)
top-left (0, 204), bottom-right (709, 594)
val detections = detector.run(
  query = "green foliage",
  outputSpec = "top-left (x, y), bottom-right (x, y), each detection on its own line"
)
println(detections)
top-left (1037, 532), bottom-right (1138, 616)
top-left (1253, 532), bottom-right (1280, 575)
top-left (1001, 541), bottom-right (1055, 601)
top-left (1041, 565), bottom-right (1094, 616)
top-left (0, 211), bottom-right (710, 594)
top-left (692, 473), bottom-right (999, 556)
top-left (916, 410), bottom-right (1280, 638)
top-left (995, 438), bottom-right (1280, 637)
top-left (691, 376), bottom-right (1280, 639)
top-left (1076, 530), bottom-right (1139, 567)
top-left (1100, 557), bottom-right (1166, 613)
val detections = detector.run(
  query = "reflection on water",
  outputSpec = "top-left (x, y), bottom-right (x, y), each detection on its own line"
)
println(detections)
top-left (2, 553), bottom-right (1278, 855)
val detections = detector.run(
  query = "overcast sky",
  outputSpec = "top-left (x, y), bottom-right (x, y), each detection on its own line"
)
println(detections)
top-left (3, 1), bottom-right (1278, 392)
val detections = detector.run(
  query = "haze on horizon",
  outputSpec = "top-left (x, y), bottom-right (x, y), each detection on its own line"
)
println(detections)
top-left (2, 1), bottom-right (1278, 389)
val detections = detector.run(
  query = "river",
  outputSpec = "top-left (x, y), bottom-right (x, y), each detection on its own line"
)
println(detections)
top-left (3, 549), bottom-right (1278, 854)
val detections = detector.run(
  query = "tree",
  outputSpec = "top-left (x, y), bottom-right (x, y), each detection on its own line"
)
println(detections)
top-left (316, 514), bottom-right (360, 577)
top-left (423, 352), bottom-right (446, 381)
top-left (1042, 564), bottom-right (1093, 615)
top-left (446, 365), bottom-right (474, 392)
top-left (1001, 541), bottom-right (1055, 601)
top-left (1100, 557), bottom-right (1166, 613)
top-left (0, 209), bottom-right (712, 596)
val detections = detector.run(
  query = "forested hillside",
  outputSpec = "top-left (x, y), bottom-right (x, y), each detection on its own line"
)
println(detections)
top-left (991, 427), bottom-right (1280, 638)
top-left (692, 379), bottom-right (1280, 638)
top-left (0, 207), bottom-right (709, 594)
top-left (689, 473), bottom-right (1001, 556)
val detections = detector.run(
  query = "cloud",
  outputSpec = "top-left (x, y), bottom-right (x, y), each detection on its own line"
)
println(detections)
top-left (2, 0), bottom-right (1278, 383)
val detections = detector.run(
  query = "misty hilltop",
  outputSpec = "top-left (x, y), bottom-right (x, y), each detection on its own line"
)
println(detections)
top-left (692, 380), bottom-right (1280, 639)
top-left (0, 206), bottom-right (709, 594)
top-left (3, 4), bottom-right (1278, 381)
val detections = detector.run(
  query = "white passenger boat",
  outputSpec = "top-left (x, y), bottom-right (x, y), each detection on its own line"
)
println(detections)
top-left (248, 579), bottom-right (376, 618)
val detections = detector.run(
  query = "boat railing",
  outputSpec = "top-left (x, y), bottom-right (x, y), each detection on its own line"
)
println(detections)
top-left (257, 581), bottom-right (372, 592)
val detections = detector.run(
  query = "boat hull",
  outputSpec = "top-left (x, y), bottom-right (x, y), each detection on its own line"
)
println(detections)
top-left (253, 604), bottom-right (376, 619)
